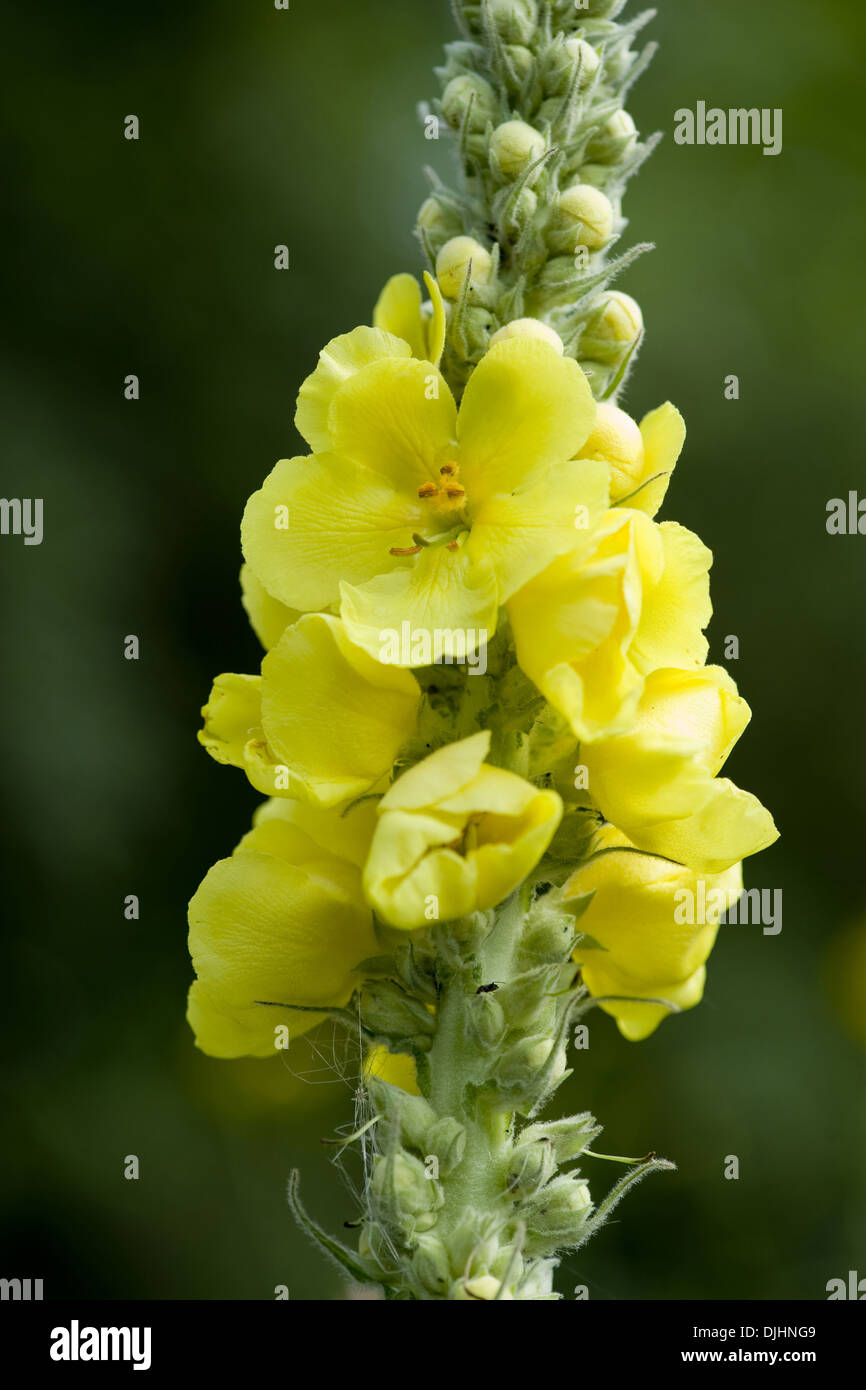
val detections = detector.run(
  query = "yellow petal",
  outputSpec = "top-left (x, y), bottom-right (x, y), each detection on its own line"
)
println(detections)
top-left (566, 830), bottom-right (742, 1038)
top-left (467, 457), bottom-right (609, 601)
top-left (340, 544), bottom-right (499, 668)
top-left (295, 325), bottom-right (412, 453)
top-left (259, 613), bottom-right (420, 807)
top-left (364, 1045), bottom-right (420, 1095)
top-left (373, 274), bottom-right (427, 359)
top-left (251, 795), bottom-right (378, 870)
top-left (240, 563), bottom-right (299, 650)
top-left (631, 402), bottom-right (686, 517)
top-left (423, 271), bottom-right (447, 367)
top-left (329, 356), bottom-right (457, 492)
top-left (199, 673), bottom-right (262, 768)
top-left (381, 731), bottom-right (491, 811)
top-left (457, 338), bottom-right (596, 501)
top-left (187, 847), bottom-right (377, 1059)
top-left (635, 779), bottom-right (779, 874)
top-left (242, 452), bottom-right (420, 612)
top-left (630, 522), bottom-right (712, 674)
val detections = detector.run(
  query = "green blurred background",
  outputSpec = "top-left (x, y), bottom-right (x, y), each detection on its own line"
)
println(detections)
top-left (1, 0), bottom-right (864, 1300)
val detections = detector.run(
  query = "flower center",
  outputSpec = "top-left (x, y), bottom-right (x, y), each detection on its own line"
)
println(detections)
top-left (389, 461), bottom-right (469, 557)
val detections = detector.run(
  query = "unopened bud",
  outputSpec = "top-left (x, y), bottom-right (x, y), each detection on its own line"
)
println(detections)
top-left (577, 401), bottom-right (645, 499)
top-left (498, 1035), bottom-right (554, 1085)
top-left (507, 1138), bottom-right (556, 1197)
top-left (441, 73), bottom-right (499, 132)
top-left (371, 1151), bottom-right (443, 1223)
top-left (360, 982), bottom-right (435, 1047)
top-left (467, 992), bottom-right (507, 1049)
top-left (520, 1174), bottom-right (593, 1243)
top-left (417, 196), bottom-right (463, 245)
top-left (587, 109), bottom-right (638, 163)
top-left (544, 37), bottom-right (601, 96)
top-left (413, 1234), bottom-right (452, 1296)
top-left (490, 120), bottom-right (547, 180)
top-left (504, 45), bottom-right (535, 85)
top-left (436, 236), bottom-right (494, 299)
top-left (485, 0), bottom-right (537, 45)
top-left (519, 1114), bottom-right (601, 1164)
top-left (549, 184), bottom-right (614, 253)
top-left (580, 291), bottom-right (644, 366)
top-left (490, 318), bottom-right (564, 354)
top-left (425, 1117), bottom-right (467, 1177)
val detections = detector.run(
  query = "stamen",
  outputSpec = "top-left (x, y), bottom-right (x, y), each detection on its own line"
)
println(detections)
top-left (444, 483), bottom-right (466, 498)
top-left (389, 543), bottom-right (425, 556)
top-left (418, 481), bottom-right (438, 498)
top-left (440, 462), bottom-right (458, 477)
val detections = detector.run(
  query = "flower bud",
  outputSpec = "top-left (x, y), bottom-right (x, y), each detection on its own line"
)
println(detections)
top-left (366, 1076), bottom-right (438, 1153)
top-left (497, 185), bottom-right (538, 242)
top-left (436, 235), bottom-right (494, 299)
top-left (587, 109), bottom-right (638, 163)
top-left (467, 991), bottom-right (507, 1049)
top-left (536, 97), bottom-right (565, 132)
top-left (357, 1222), bottom-right (395, 1280)
top-left (507, 1138), bottom-right (556, 1196)
top-left (520, 1174), bottom-right (593, 1245)
top-left (360, 981), bottom-right (436, 1048)
top-left (577, 401), bottom-right (645, 499)
top-left (489, 318), bottom-right (564, 354)
top-left (413, 1234), bottom-right (452, 1296)
top-left (486, 0), bottom-right (537, 45)
top-left (519, 1114), bottom-right (601, 1164)
top-left (549, 184), bottom-right (614, 253)
top-left (504, 45), bottom-right (535, 86)
top-left (425, 1117), bottom-right (467, 1177)
top-left (417, 195), bottom-right (463, 245)
top-left (490, 120), bottom-right (547, 181)
top-left (371, 1151), bottom-right (443, 1223)
top-left (441, 73), bottom-right (499, 132)
top-left (520, 900), bottom-right (577, 963)
top-left (498, 1035), bottom-right (554, 1085)
top-left (447, 1212), bottom-right (499, 1276)
top-left (544, 37), bottom-right (601, 96)
top-left (580, 291), bottom-right (644, 366)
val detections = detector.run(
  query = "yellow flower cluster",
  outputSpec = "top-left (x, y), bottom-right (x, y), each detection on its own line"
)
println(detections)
top-left (187, 273), bottom-right (777, 1057)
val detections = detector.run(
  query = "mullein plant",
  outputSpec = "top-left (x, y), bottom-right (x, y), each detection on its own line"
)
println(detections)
top-left (188, 0), bottom-right (778, 1300)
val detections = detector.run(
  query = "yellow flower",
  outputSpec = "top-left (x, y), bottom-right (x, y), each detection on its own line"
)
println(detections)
top-left (565, 825), bottom-right (743, 1040)
top-left (509, 507), bottom-right (712, 740)
top-left (199, 612), bottom-right (420, 808)
top-left (187, 798), bottom-right (378, 1059)
top-left (363, 731), bottom-right (563, 930)
top-left (242, 336), bottom-right (605, 668)
top-left (578, 400), bottom-right (686, 516)
top-left (582, 666), bottom-right (779, 873)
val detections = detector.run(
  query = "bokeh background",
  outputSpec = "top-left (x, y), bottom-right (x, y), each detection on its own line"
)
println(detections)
top-left (1, 0), bottom-right (864, 1300)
